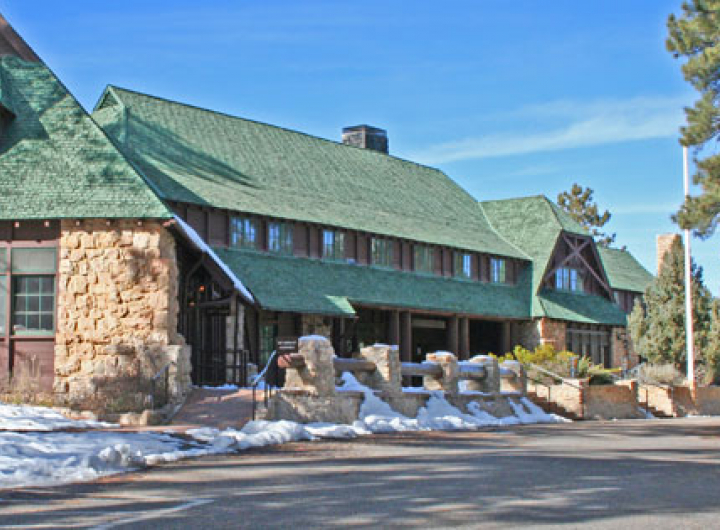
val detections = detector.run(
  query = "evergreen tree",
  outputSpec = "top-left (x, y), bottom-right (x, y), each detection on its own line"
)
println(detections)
top-left (667, 1), bottom-right (720, 235)
top-left (628, 237), bottom-right (712, 369)
top-left (557, 183), bottom-right (616, 247)
top-left (706, 300), bottom-right (720, 383)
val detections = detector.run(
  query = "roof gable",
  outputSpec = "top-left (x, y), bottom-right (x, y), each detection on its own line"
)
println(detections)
top-left (482, 195), bottom-right (621, 320)
top-left (93, 86), bottom-right (526, 259)
top-left (0, 14), bottom-right (171, 220)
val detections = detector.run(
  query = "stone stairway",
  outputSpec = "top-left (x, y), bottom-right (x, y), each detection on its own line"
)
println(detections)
top-left (637, 402), bottom-right (674, 419)
top-left (169, 388), bottom-right (255, 430)
top-left (526, 391), bottom-right (581, 421)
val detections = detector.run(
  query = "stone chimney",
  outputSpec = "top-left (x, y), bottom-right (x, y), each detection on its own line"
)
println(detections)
top-left (342, 125), bottom-right (388, 154)
top-left (656, 233), bottom-right (681, 274)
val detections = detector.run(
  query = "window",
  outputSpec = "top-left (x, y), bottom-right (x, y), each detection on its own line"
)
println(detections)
top-left (322, 230), bottom-right (345, 260)
top-left (556, 267), bottom-right (583, 292)
top-left (9, 248), bottom-right (57, 335)
top-left (371, 238), bottom-right (393, 267)
top-left (454, 252), bottom-right (472, 279)
top-left (413, 245), bottom-right (434, 274)
top-left (491, 258), bottom-right (506, 283)
top-left (230, 216), bottom-right (257, 249)
top-left (268, 222), bottom-right (293, 254)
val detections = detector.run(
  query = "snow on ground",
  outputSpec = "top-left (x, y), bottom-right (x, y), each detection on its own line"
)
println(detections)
top-left (0, 375), bottom-right (566, 490)
top-left (0, 403), bottom-right (114, 432)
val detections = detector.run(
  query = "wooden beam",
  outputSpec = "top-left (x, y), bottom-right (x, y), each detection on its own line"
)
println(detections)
top-left (541, 237), bottom-right (591, 285)
top-left (459, 317), bottom-right (470, 360)
top-left (400, 311), bottom-right (412, 363)
top-left (388, 310), bottom-right (400, 349)
top-left (448, 315), bottom-right (459, 356)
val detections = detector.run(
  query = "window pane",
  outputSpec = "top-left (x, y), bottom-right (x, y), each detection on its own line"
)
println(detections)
top-left (12, 275), bottom-right (54, 335)
top-left (230, 216), bottom-right (257, 249)
top-left (0, 248), bottom-right (7, 273)
top-left (414, 246), bottom-right (433, 274)
top-left (372, 238), bottom-right (392, 267)
top-left (491, 258), bottom-right (506, 283)
top-left (11, 248), bottom-right (57, 274)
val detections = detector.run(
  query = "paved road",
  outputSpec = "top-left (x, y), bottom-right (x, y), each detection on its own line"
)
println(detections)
top-left (2, 418), bottom-right (720, 529)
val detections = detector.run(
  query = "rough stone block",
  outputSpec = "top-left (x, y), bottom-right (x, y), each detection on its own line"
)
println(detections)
top-left (424, 352), bottom-right (459, 394)
top-left (465, 355), bottom-right (499, 393)
top-left (283, 336), bottom-right (336, 397)
top-left (357, 344), bottom-right (401, 395)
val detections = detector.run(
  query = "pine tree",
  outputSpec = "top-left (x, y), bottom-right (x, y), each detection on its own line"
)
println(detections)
top-left (706, 300), bottom-right (720, 383)
top-left (667, 1), bottom-right (720, 235)
top-left (628, 237), bottom-right (712, 369)
top-left (557, 183), bottom-right (616, 247)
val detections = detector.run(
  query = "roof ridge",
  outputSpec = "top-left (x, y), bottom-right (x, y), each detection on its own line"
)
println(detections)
top-left (476, 202), bottom-right (530, 260)
top-left (105, 84), bottom-right (447, 174)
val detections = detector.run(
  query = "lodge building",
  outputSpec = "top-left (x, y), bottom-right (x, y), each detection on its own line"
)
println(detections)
top-left (0, 13), bottom-right (652, 407)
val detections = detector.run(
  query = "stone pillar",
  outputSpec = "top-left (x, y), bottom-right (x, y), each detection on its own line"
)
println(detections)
top-left (400, 311), bottom-right (412, 363)
top-left (539, 318), bottom-right (566, 350)
top-left (357, 344), bottom-right (401, 395)
top-left (656, 233), bottom-right (681, 274)
top-left (459, 317), bottom-right (470, 360)
top-left (388, 310), bottom-right (400, 349)
top-left (54, 219), bottom-right (190, 410)
top-left (465, 355), bottom-right (499, 393)
top-left (283, 336), bottom-right (336, 396)
top-left (424, 352), bottom-right (459, 394)
top-left (447, 315), bottom-right (459, 356)
top-left (500, 360), bottom-right (526, 395)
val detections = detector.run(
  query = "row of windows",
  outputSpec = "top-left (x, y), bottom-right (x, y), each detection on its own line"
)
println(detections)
top-left (228, 215), bottom-right (511, 284)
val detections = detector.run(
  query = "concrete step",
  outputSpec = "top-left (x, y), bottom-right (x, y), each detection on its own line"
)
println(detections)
top-left (526, 392), bottom-right (580, 421)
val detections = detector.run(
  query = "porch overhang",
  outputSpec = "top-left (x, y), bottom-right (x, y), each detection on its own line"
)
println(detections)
top-left (212, 247), bottom-right (531, 320)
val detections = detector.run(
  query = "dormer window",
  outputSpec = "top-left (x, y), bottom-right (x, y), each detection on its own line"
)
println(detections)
top-left (556, 267), bottom-right (583, 292)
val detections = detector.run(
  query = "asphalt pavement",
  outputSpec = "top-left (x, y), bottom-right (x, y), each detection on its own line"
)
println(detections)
top-left (1, 417), bottom-right (720, 529)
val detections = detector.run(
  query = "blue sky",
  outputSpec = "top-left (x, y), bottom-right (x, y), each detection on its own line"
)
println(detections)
top-left (3, 1), bottom-right (713, 291)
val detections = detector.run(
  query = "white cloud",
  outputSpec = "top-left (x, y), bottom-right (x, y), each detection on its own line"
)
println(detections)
top-left (412, 95), bottom-right (691, 164)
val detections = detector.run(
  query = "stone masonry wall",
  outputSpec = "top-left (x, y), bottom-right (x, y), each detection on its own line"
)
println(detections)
top-left (539, 318), bottom-right (566, 350)
top-left (301, 314), bottom-right (332, 339)
top-left (54, 219), bottom-right (191, 411)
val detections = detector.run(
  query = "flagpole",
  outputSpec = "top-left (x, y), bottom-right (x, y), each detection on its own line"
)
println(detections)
top-left (683, 146), bottom-right (695, 390)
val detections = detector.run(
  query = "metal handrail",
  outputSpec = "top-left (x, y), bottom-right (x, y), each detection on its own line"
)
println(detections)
top-left (150, 361), bottom-right (175, 410)
top-left (525, 363), bottom-right (586, 418)
top-left (251, 350), bottom-right (278, 421)
top-left (527, 363), bottom-right (583, 391)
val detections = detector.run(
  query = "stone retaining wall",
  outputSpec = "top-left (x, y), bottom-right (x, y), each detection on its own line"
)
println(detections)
top-left (53, 219), bottom-right (191, 411)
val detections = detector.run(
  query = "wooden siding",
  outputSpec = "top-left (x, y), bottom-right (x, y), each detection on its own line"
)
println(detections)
top-left (293, 224), bottom-right (308, 257)
top-left (170, 200), bottom-right (529, 288)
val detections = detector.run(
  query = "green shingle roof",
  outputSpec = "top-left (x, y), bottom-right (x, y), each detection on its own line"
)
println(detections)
top-left (536, 289), bottom-right (627, 326)
top-left (481, 195), bottom-right (631, 325)
top-left (214, 248), bottom-right (532, 319)
top-left (599, 246), bottom-right (654, 294)
top-left (0, 56), bottom-right (171, 220)
top-left (93, 86), bottom-right (525, 259)
top-left (481, 195), bottom-right (587, 294)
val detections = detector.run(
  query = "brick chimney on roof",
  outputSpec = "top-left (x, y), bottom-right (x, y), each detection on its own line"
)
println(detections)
top-left (656, 233), bottom-right (681, 274)
top-left (342, 125), bottom-right (388, 154)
